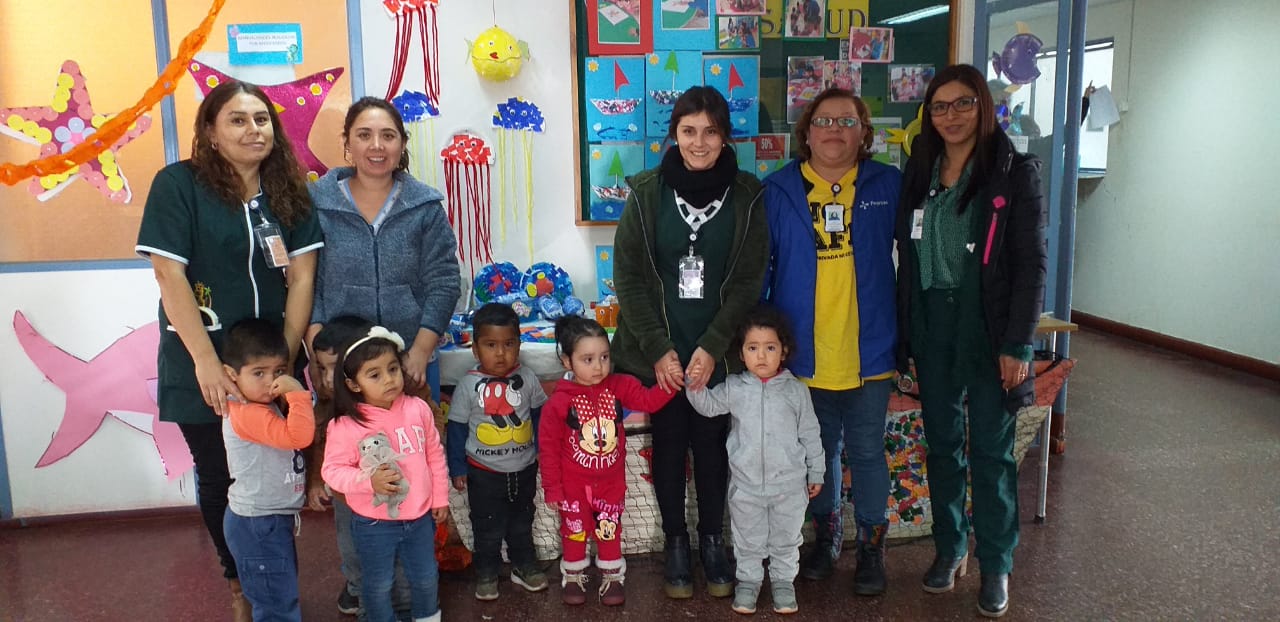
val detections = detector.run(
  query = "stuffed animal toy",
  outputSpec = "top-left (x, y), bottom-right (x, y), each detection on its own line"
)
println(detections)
top-left (358, 432), bottom-right (410, 518)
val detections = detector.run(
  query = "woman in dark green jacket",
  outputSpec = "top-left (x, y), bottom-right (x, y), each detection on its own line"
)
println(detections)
top-left (611, 86), bottom-right (769, 600)
top-left (895, 64), bottom-right (1047, 619)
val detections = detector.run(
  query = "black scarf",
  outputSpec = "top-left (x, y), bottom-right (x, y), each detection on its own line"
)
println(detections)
top-left (659, 145), bottom-right (738, 209)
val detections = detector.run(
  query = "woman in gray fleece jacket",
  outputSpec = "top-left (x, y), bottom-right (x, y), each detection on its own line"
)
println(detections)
top-left (685, 306), bottom-right (825, 615)
top-left (307, 98), bottom-right (460, 394)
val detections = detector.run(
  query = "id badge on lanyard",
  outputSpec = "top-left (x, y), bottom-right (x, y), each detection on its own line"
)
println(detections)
top-left (249, 199), bottom-right (290, 269)
top-left (678, 249), bottom-right (705, 299)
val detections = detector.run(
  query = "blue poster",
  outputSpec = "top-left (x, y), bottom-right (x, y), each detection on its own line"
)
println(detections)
top-left (588, 142), bottom-right (644, 221)
top-left (733, 140), bottom-right (757, 177)
top-left (654, 0), bottom-right (715, 51)
top-left (645, 51), bottom-right (703, 138)
top-left (596, 246), bottom-right (616, 301)
top-left (645, 138), bottom-right (666, 169)
top-left (585, 57), bottom-right (646, 143)
top-left (703, 55), bottom-right (759, 138)
top-left (227, 23), bottom-right (303, 66)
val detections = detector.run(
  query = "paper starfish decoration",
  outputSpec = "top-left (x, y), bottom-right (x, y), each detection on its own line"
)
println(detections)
top-left (0, 60), bottom-right (152, 202)
top-left (886, 104), bottom-right (925, 156)
top-left (13, 311), bottom-right (193, 481)
top-left (187, 61), bottom-right (345, 181)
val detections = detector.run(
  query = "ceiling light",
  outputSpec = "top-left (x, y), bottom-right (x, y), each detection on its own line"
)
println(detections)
top-left (879, 5), bottom-right (950, 25)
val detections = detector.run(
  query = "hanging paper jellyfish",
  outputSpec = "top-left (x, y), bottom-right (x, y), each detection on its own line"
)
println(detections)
top-left (391, 90), bottom-right (441, 188)
top-left (491, 97), bottom-right (545, 263)
top-left (381, 0), bottom-right (441, 106)
top-left (440, 132), bottom-right (495, 279)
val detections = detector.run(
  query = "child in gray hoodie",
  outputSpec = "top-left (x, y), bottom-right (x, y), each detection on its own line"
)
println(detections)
top-left (686, 306), bottom-right (825, 615)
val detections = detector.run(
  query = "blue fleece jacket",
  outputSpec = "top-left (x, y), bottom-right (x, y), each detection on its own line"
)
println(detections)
top-left (309, 167), bottom-right (461, 342)
top-left (761, 158), bottom-right (901, 380)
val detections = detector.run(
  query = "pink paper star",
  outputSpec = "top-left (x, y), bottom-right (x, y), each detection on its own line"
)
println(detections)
top-left (188, 61), bottom-right (345, 181)
top-left (0, 60), bottom-right (152, 202)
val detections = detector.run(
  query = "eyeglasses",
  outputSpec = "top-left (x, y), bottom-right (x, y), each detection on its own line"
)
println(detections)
top-left (928, 97), bottom-right (979, 116)
top-left (811, 116), bottom-right (860, 129)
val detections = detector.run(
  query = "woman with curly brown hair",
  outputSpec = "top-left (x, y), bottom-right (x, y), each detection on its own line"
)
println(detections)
top-left (135, 80), bottom-right (323, 622)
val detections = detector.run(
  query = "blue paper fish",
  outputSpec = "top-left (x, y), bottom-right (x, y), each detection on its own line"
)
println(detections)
top-left (991, 23), bottom-right (1043, 86)
top-left (492, 97), bottom-right (546, 133)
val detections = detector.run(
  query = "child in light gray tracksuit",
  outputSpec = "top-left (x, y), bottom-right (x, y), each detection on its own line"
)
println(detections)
top-left (686, 306), bottom-right (825, 616)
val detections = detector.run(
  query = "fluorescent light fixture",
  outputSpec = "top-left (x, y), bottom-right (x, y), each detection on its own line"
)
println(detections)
top-left (880, 5), bottom-right (950, 25)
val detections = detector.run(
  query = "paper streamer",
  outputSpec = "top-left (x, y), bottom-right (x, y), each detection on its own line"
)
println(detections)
top-left (491, 97), bottom-right (544, 263)
top-left (440, 131), bottom-right (495, 280)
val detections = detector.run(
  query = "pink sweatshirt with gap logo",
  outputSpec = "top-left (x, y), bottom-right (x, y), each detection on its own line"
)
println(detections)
top-left (322, 394), bottom-right (449, 521)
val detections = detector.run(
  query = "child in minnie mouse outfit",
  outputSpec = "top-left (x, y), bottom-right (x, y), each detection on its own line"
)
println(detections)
top-left (539, 315), bottom-right (677, 606)
top-left (446, 303), bottom-right (549, 601)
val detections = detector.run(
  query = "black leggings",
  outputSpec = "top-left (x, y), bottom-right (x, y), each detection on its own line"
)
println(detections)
top-left (179, 422), bottom-right (237, 579)
top-left (649, 392), bottom-right (730, 538)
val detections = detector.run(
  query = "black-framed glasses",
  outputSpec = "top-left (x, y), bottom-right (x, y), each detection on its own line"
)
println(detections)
top-left (928, 97), bottom-right (979, 116)
top-left (811, 116), bottom-right (860, 129)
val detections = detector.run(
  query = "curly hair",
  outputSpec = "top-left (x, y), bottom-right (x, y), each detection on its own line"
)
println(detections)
top-left (190, 81), bottom-right (312, 227)
top-left (731, 305), bottom-right (797, 364)
top-left (793, 87), bottom-right (875, 162)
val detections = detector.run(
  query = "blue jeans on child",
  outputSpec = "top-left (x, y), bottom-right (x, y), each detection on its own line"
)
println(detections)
top-left (223, 511), bottom-right (301, 622)
top-left (351, 513), bottom-right (439, 622)
top-left (333, 495), bottom-right (413, 615)
top-left (806, 379), bottom-right (893, 554)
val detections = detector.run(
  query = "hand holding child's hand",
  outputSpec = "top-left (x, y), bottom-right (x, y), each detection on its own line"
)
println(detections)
top-left (271, 375), bottom-right (305, 398)
top-left (371, 464), bottom-right (401, 496)
top-left (451, 476), bottom-right (467, 491)
top-left (306, 482), bottom-right (331, 511)
top-left (807, 483), bottom-right (822, 499)
top-left (431, 505), bottom-right (450, 522)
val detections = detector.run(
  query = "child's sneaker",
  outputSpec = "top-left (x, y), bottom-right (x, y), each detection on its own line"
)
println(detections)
top-left (599, 572), bottom-right (626, 606)
top-left (561, 570), bottom-right (588, 606)
top-left (732, 583), bottom-right (760, 615)
top-left (511, 565), bottom-right (549, 592)
top-left (474, 576), bottom-right (500, 601)
top-left (771, 580), bottom-right (798, 614)
top-left (336, 586), bottom-right (360, 615)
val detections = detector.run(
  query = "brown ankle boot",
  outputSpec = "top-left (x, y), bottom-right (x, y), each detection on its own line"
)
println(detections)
top-left (229, 578), bottom-right (252, 622)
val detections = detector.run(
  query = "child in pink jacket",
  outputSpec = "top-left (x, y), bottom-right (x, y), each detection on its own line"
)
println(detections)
top-left (322, 326), bottom-right (449, 622)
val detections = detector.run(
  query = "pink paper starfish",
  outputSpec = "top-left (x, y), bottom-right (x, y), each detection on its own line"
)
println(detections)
top-left (188, 61), bottom-right (345, 181)
top-left (0, 60), bottom-right (152, 202)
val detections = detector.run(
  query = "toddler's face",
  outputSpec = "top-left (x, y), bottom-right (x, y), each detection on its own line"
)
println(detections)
top-left (313, 349), bottom-right (339, 399)
top-left (228, 355), bottom-right (289, 404)
top-left (473, 324), bottom-right (520, 377)
top-left (740, 327), bottom-right (784, 380)
top-left (562, 335), bottom-right (611, 387)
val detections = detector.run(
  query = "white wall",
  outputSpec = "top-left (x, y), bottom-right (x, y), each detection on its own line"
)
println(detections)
top-left (357, 0), bottom-right (615, 296)
top-left (1072, 0), bottom-right (1280, 362)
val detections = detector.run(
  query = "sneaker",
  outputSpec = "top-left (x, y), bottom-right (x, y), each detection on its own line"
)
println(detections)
top-left (337, 586), bottom-right (359, 615)
top-left (771, 581), bottom-right (798, 614)
top-left (732, 583), bottom-right (760, 615)
top-left (474, 576), bottom-right (500, 601)
top-left (561, 571), bottom-right (588, 606)
top-left (599, 573), bottom-right (625, 606)
top-left (511, 565), bottom-right (549, 592)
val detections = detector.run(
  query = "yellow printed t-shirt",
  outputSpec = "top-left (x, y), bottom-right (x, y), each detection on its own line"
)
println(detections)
top-left (799, 161), bottom-right (885, 390)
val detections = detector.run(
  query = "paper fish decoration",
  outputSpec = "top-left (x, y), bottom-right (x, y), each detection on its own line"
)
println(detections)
top-left (468, 26), bottom-right (531, 82)
top-left (992, 22), bottom-right (1043, 86)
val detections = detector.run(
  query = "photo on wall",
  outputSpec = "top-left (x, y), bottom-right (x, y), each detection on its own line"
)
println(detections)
top-left (704, 55), bottom-right (760, 137)
top-left (786, 55), bottom-right (824, 123)
top-left (869, 116), bottom-right (903, 168)
top-left (848, 26), bottom-right (894, 63)
top-left (716, 0), bottom-right (767, 15)
top-left (888, 64), bottom-right (934, 103)
top-left (662, 0), bottom-right (710, 30)
top-left (654, 0), bottom-right (715, 51)
top-left (585, 56), bottom-right (646, 142)
top-left (589, 142), bottom-right (645, 221)
top-left (823, 60), bottom-right (862, 94)
top-left (587, 0), bottom-right (653, 55)
top-left (645, 50), bottom-right (704, 137)
top-left (717, 16), bottom-right (760, 50)
top-left (783, 0), bottom-right (826, 39)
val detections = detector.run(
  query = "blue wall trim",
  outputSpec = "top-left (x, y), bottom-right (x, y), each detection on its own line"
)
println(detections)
top-left (0, 260), bottom-right (150, 274)
top-left (152, 0), bottom-right (180, 165)
top-left (347, 0), bottom-right (366, 99)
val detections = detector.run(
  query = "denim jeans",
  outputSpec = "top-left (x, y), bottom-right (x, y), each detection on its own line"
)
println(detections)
top-left (806, 380), bottom-right (893, 552)
top-left (332, 496), bottom-right (412, 613)
top-left (351, 513), bottom-right (439, 622)
top-left (223, 511), bottom-right (300, 622)
top-left (467, 462), bottom-right (538, 579)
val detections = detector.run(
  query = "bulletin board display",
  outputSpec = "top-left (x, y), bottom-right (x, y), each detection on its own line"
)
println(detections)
top-left (0, 0), bottom-right (352, 264)
top-left (573, 0), bottom-right (954, 224)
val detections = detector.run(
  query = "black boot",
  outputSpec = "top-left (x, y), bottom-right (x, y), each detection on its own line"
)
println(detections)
top-left (699, 534), bottom-right (734, 597)
top-left (977, 573), bottom-right (1009, 618)
top-left (921, 553), bottom-right (968, 593)
top-left (663, 534), bottom-right (693, 599)
top-left (799, 514), bottom-right (836, 581)
top-left (852, 524), bottom-right (887, 596)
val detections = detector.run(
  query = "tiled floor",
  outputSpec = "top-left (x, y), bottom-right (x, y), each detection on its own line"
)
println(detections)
top-left (2, 329), bottom-right (1278, 621)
